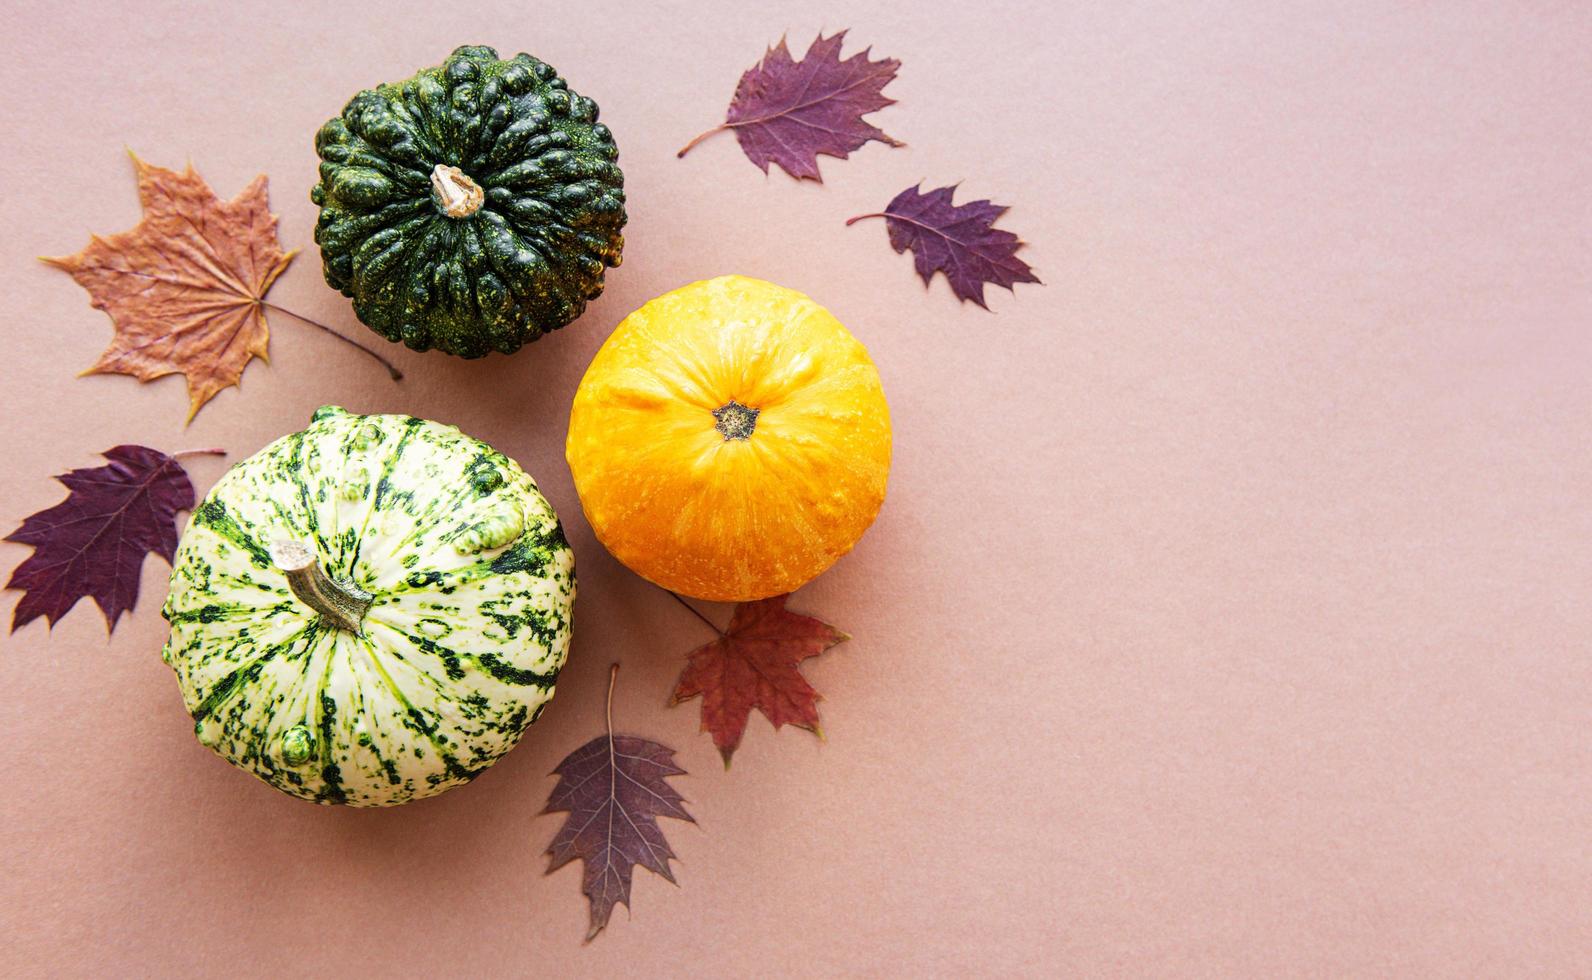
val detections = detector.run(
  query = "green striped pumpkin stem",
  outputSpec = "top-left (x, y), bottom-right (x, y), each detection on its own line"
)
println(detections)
top-left (269, 539), bottom-right (372, 634)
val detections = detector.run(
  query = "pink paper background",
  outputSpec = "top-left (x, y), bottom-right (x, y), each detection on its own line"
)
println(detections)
top-left (3, 1), bottom-right (1590, 975)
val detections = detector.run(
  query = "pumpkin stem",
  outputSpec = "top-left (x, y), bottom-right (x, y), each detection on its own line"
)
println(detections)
top-left (270, 540), bottom-right (373, 634)
top-left (712, 400), bottom-right (760, 441)
top-left (430, 164), bottom-right (485, 218)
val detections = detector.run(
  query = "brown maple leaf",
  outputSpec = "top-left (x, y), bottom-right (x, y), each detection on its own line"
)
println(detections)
top-left (670, 594), bottom-right (849, 766)
top-left (44, 153), bottom-right (297, 421)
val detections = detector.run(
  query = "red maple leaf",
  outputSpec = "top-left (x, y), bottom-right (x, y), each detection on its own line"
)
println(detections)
top-left (678, 30), bottom-right (902, 181)
top-left (5, 446), bottom-right (219, 632)
top-left (670, 594), bottom-right (849, 766)
top-left (544, 665), bottom-right (694, 941)
top-left (849, 183), bottom-right (1042, 308)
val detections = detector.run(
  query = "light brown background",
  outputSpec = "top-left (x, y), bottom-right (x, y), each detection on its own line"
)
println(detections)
top-left (3, 1), bottom-right (1590, 975)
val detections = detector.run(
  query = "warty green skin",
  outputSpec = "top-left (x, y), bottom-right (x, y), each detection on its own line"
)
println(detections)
top-left (161, 406), bottom-right (575, 807)
top-left (312, 45), bottom-right (626, 358)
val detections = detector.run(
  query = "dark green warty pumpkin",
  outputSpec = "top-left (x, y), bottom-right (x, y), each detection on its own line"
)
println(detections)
top-left (311, 45), bottom-right (626, 358)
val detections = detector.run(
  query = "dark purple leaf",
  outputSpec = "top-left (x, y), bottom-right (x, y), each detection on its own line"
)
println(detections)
top-left (5, 446), bottom-right (200, 632)
top-left (850, 183), bottom-right (1043, 309)
top-left (678, 30), bottom-right (901, 181)
top-left (544, 666), bottom-right (694, 940)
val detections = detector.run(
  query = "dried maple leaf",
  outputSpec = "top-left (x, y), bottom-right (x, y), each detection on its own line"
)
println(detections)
top-left (44, 153), bottom-right (297, 421)
top-left (848, 183), bottom-right (1042, 308)
top-left (670, 594), bottom-right (849, 766)
top-left (5, 446), bottom-right (220, 633)
top-left (678, 30), bottom-right (902, 181)
top-left (544, 664), bottom-right (694, 941)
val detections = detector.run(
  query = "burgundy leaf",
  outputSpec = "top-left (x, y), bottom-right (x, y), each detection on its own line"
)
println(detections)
top-left (5, 446), bottom-right (208, 632)
top-left (544, 665), bottom-right (694, 941)
top-left (678, 30), bottom-right (902, 181)
top-left (849, 183), bottom-right (1042, 308)
top-left (670, 594), bottom-right (848, 766)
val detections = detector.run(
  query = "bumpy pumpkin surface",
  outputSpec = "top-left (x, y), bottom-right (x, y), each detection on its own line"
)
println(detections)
top-left (161, 406), bottom-right (575, 806)
top-left (312, 45), bottom-right (625, 357)
top-left (566, 275), bottom-right (891, 601)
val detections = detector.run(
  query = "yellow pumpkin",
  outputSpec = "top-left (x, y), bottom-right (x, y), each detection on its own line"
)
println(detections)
top-left (565, 275), bottom-right (891, 601)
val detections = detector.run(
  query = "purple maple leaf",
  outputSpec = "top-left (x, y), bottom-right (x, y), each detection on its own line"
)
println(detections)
top-left (849, 183), bottom-right (1042, 308)
top-left (544, 665), bottom-right (694, 941)
top-left (678, 30), bottom-right (902, 181)
top-left (5, 446), bottom-right (203, 632)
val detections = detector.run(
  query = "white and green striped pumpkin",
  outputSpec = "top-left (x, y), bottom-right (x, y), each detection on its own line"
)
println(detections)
top-left (161, 406), bottom-right (574, 807)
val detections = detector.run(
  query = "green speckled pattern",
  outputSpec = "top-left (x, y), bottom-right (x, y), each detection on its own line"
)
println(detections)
top-left (160, 406), bottom-right (575, 807)
top-left (312, 44), bottom-right (626, 357)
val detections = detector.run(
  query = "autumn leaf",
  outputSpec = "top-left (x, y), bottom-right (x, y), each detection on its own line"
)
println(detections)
top-left (44, 153), bottom-right (296, 421)
top-left (5, 446), bottom-right (221, 633)
top-left (670, 594), bottom-right (849, 766)
top-left (678, 30), bottom-right (902, 181)
top-left (544, 664), bottom-right (694, 941)
top-left (848, 183), bottom-right (1042, 308)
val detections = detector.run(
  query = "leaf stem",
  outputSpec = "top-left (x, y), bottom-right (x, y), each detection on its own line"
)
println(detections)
top-left (844, 212), bottom-right (889, 226)
top-left (676, 124), bottom-right (729, 158)
top-left (849, 211), bottom-right (987, 250)
top-left (171, 448), bottom-right (226, 460)
top-left (606, 662), bottom-right (619, 739)
top-left (260, 301), bottom-right (404, 381)
top-left (667, 590), bottom-right (724, 637)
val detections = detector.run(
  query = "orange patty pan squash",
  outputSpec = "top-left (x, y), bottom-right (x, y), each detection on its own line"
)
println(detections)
top-left (565, 275), bottom-right (891, 601)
